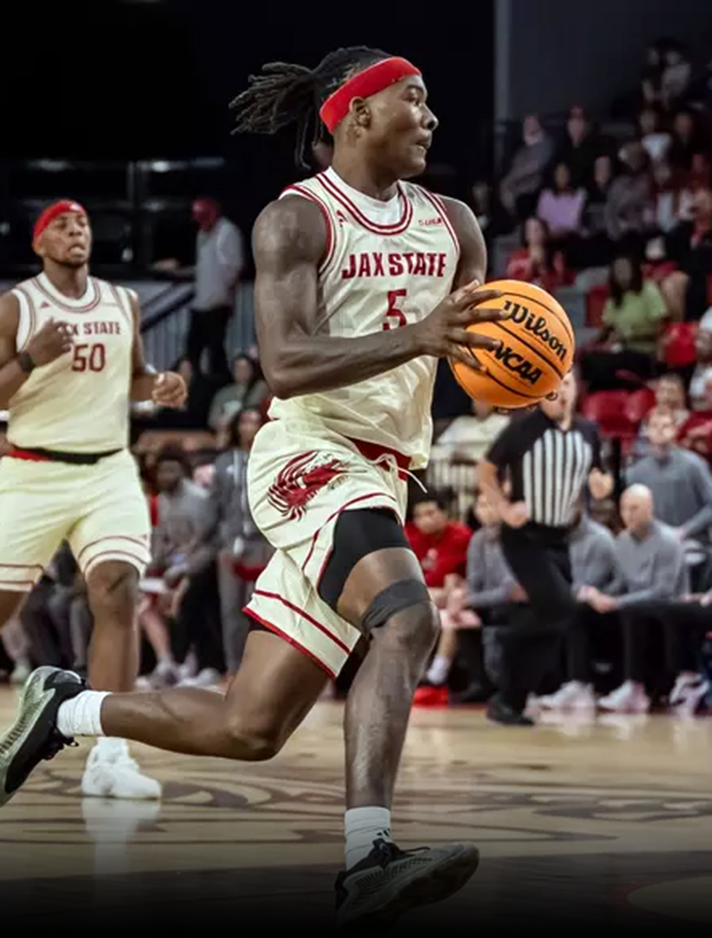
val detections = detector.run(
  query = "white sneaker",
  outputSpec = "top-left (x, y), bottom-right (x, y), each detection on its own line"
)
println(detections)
top-left (81, 739), bottom-right (162, 800)
top-left (179, 667), bottom-right (221, 688)
top-left (598, 681), bottom-right (650, 713)
top-left (10, 660), bottom-right (31, 685)
top-left (669, 674), bottom-right (709, 716)
top-left (539, 682), bottom-right (595, 711)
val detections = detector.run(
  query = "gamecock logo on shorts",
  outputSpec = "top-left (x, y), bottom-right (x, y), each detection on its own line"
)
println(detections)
top-left (267, 451), bottom-right (347, 520)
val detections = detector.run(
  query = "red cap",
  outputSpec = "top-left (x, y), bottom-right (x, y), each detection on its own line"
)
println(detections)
top-left (33, 199), bottom-right (87, 245)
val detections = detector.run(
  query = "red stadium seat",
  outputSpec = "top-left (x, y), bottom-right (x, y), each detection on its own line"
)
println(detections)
top-left (662, 321), bottom-right (698, 368)
top-left (624, 387), bottom-right (656, 424)
top-left (581, 390), bottom-right (634, 436)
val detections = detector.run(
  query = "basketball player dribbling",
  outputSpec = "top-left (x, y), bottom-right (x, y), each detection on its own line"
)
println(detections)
top-left (0, 200), bottom-right (186, 798)
top-left (0, 49), bottom-right (509, 926)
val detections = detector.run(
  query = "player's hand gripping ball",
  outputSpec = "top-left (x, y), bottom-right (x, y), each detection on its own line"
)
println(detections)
top-left (152, 371), bottom-right (188, 408)
top-left (449, 280), bottom-right (575, 409)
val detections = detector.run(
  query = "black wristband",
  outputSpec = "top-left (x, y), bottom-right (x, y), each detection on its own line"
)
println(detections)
top-left (17, 351), bottom-right (35, 374)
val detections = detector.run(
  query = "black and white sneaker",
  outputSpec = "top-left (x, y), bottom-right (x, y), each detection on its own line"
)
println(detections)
top-left (0, 666), bottom-right (86, 806)
top-left (335, 837), bottom-right (479, 929)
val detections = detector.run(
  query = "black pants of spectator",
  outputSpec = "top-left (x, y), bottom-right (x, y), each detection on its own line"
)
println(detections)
top-left (171, 563), bottom-right (225, 674)
top-left (579, 348), bottom-right (659, 392)
top-left (619, 601), bottom-right (710, 691)
top-left (186, 305), bottom-right (232, 378)
top-left (498, 523), bottom-right (577, 711)
top-left (566, 605), bottom-right (622, 689)
top-left (21, 578), bottom-right (74, 669)
top-left (482, 603), bottom-right (544, 708)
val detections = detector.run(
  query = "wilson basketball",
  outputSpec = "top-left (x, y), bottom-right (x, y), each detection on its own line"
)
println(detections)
top-left (449, 279), bottom-right (575, 409)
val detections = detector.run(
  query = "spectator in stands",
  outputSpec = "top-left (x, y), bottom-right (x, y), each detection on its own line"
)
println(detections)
top-left (535, 162), bottom-right (586, 251)
top-left (664, 186), bottom-right (712, 321)
top-left (407, 490), bottom-right (472, 700)
top-left (430, 398), bottom-right (510, 466)
top-left (505, 217), bottom-right (570, 291)
top-left (499, 115), bottom-right (554, 223)
top-left (661, 42), bottom-right (693, 109)
top-left (579, 154), bottom-right (615, 268)
top-left (581, 254), bottom-right (667, 391)
top-left (633, 377), bottom-right (689, 457)
top-left (538, 507), bottom-right (619, 711)
top-left (186, 197), bottom-right (244, 379)
top-left (583, 484), bottom-right (688, 713)
top-left (201, 408), bottom-right (272, 676)
top-left (638, 106), bottom-right (672, 165)
top-left (207, 353), bottom-right (269, 434)
top-left (646, 159), bottom-right (692, 235)
top-left (668, 109), bottom-right (701, 172)
top-left (406, 489), bottom-right (472, 611)
top-left (553, 105), bottom-right (600, 188)
top-left (687, 325), bottom-right (712, 410)
top-left (150, 446), bottom-right (223, 687)
top-left (441, 490), bottom-right (526, 706)
top-left (604, 140), bottom-right (651, 252)
top-left (626, 407), bottom-right (712, 588)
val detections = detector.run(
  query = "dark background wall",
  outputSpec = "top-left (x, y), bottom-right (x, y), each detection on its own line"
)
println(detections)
top-left (496, 0), bottom-right (712, 120)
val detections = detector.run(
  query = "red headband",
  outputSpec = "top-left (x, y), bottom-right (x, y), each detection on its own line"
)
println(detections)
top-left (319, 57), bottom-right (421, 133)
top-left (33, 199), bottom-right (87, 244)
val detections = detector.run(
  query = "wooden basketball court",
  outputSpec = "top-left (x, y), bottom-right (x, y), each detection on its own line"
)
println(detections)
top-left (1, 686), bottom-right (711, 933)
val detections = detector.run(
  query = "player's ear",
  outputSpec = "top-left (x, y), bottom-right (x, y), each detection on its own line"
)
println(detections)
top-left (350, 97), bottom-right (371, 129)
top-left (32, 239), bottom-right (45, 260)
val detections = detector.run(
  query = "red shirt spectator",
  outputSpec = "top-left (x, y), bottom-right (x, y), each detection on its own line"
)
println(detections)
top-left (405, 495), bottom-right (472, 588)
top-left (505, 217), bottom-right (572, 292)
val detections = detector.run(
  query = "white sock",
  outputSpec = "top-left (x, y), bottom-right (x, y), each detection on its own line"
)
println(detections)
top-left (56, 691), bottom-right (110, 738)
top-left (426, 655), bottom-right (451, 686)
top-left (345, 806), bottom-right (392, 869)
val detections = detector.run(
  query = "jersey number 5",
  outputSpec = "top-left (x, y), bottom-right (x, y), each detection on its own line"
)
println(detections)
top-left (72, 343), bottom-right (106, 372)
top-left (382, 289), bottom-right (407, 330)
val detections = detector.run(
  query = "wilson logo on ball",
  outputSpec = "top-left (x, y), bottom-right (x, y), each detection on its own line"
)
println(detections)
top-left (493, 345), bottom-right (542, 385)
top-left (504, 300), bottom-right (568, 363)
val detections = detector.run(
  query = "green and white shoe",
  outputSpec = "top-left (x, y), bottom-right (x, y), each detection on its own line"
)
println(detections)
top-left (0, 666), bottom-right (85, 805)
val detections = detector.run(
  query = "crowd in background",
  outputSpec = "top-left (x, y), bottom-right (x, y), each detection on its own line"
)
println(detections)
top-left (1, 36), bottom-right (712, 723)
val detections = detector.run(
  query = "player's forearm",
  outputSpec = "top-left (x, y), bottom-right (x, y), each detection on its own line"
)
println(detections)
top-left (0, 357), bottom-right (31, 408)
top-left (263, 324), bottom-right (425, 399)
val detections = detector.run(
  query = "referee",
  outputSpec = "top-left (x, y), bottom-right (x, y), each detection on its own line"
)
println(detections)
top-left (478, 371), bottom-right (613, 724)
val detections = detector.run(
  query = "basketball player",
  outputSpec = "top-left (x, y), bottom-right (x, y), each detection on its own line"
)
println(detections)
top-left (0, 200), bottom-right (186, 798)
top-left (0, 50), bottom-right (508, 926)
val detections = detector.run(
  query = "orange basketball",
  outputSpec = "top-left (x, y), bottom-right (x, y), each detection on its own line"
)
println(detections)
top-left (449, 279), bottom-right (575, 409)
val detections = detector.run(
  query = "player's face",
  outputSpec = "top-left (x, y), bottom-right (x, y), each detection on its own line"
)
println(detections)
top-left (365, 76), bottom-right (437, 179)
top-left (37, 211), bottom-right (91, 268)
top-left (412, 501), bottom-right (446, 535)
top-left (155, 460), bottom-right (184, 493)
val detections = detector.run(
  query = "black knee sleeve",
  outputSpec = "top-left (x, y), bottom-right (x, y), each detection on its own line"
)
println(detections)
top-left (360, 579), bottom-right (431, 633)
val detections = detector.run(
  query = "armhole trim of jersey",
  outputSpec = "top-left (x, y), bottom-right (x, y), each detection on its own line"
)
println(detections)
top-left (109, 283), bottom-right (134, 331)
top-left (419, 189), bottom-right (461, 259)
top-left (281, 185), bottom-right (337, 275)
top-left (13, 287), bottom-right (36, 352)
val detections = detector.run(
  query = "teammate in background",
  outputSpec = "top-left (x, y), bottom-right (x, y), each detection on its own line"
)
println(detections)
top-left (0, 200), bottom-right (186, 797)
top-left (1, 50), bottom-right (506, 926)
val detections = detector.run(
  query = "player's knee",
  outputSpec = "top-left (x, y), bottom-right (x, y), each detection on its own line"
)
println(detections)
top-left (223, 713), bottom-right (284, 762)
top-left (362, 579), bottom-right (440, 654)
top-left (87, 562), bottom-right (139, 621)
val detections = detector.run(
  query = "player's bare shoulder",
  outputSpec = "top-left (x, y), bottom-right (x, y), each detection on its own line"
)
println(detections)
top-left (252, 195), bottom-right (327, 269)
top-left (434, 195), bottom-right (487, 286)
top-left (0, 291), bottom-right (21, 361)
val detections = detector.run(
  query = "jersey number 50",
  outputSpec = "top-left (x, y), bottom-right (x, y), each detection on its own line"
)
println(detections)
top-left (72, 343), bottom-right (106, 372)
top-left (382, 289), bottom-right (407, 330)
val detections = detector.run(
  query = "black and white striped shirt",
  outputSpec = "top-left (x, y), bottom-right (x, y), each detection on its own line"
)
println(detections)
top-left (486, 411), bottom-right (602, 529)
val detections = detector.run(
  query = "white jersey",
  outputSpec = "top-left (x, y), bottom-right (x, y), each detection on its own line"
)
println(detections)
top-left (9, 272), bottom-right (134, 453)
top-left (271, 166), bottom-right (460, 469)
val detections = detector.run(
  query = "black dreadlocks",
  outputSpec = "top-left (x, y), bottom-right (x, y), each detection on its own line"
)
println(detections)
top-left (229, 47), bottom-right (391, 168)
